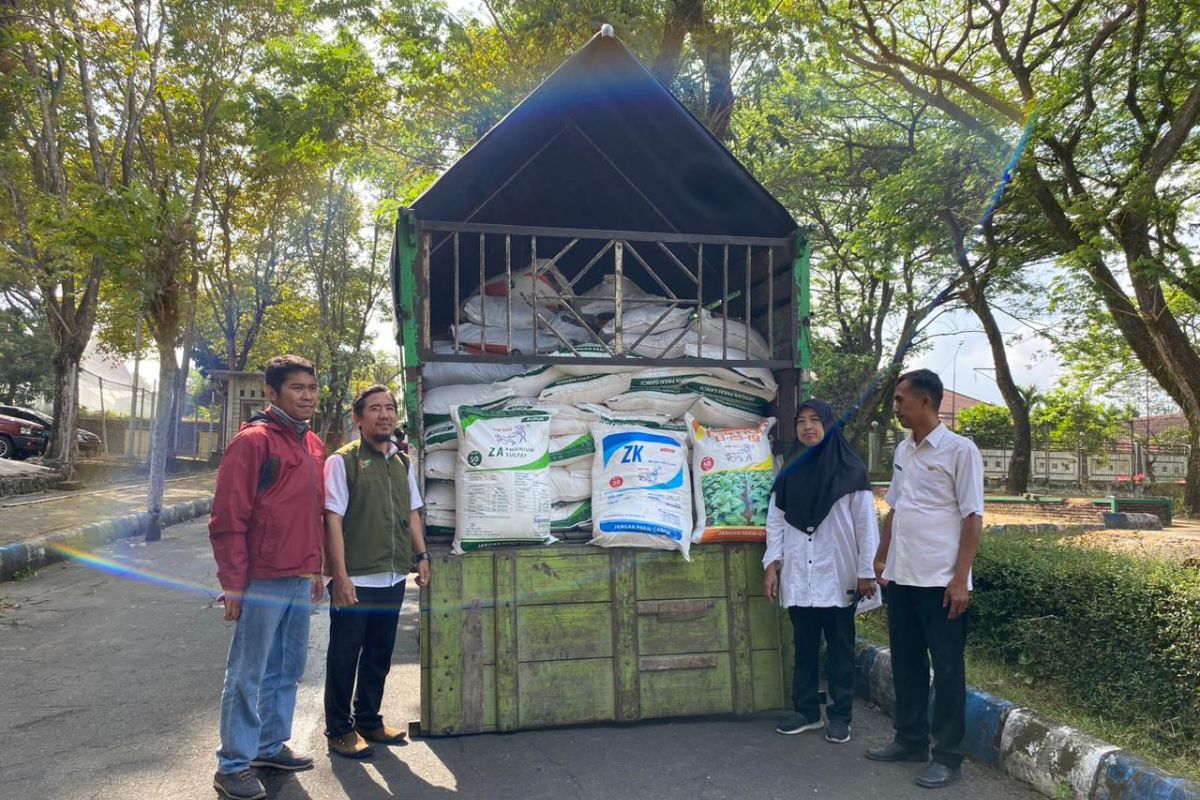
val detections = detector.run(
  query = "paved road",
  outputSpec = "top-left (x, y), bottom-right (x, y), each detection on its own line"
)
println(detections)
top-left (0, 519), bottom-right (1039, 800)
top-left (0, 472), bottom-right (215, 546)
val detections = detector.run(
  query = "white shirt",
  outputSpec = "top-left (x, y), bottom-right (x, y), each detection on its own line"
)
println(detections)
top-left (884, 423), bottom-right (984, 589)
top-left (324, 441), bottom-right (423, 588)
top-left (762, 490), bottom-right (879, 609)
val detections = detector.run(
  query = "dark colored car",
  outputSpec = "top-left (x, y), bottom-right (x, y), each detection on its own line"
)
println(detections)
top-left (0, 413), bottom-right (48, 459)
top-left (0, 405), bottom-right (100, 457)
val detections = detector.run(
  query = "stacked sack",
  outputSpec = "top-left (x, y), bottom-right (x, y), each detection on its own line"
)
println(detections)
top-left (419, 269), bottom-right (780, 556)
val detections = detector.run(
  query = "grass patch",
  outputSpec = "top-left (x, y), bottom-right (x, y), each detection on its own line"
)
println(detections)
top-left (855, 606), bottom-right (1200, 784)
top-left (10, 566), bottom-right (36, 581)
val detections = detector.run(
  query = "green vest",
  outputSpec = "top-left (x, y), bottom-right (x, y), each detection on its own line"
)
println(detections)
top-left (336, 439), bottom-right (413, 576)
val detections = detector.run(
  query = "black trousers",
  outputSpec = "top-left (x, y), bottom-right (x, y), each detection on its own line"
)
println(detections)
top-left (886, 583), bottom-right (967, 767)
top-left (788, 605), bottom-right (857, 723)
top-left (324, 580), bottom-right (406, 738)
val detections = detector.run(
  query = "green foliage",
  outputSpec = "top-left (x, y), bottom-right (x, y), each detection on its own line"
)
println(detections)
top-left (971, 535), bottom-right (1200, 748)
top-left (956, 403), bottom-right (1015, 448)
top-left (700, 470), bottom-right (772, 527)
top-left (0, 305), bottom-right (54, 405)
top-left (1031, 388), bottom-right (1131, 456)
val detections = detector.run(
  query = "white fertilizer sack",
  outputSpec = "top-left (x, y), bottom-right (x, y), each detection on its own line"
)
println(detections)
top-left (604, 368), bottom-right (701, 419)
top-left (423, 449), bottom-right (457, 481)
top-left (549, 432), bottom-right (595, 466)
top-left (539, 372), bottom-right (632, 405)
top-left (549, 465), bottom-right (592, 502)
top-left (601, 304), bottom-right (694, 337)
top-left (551, 499), bottom-right (592, 532)
top-left (506, 400), bottom-right (598, 436)
top-left (424, 479), bottom-right (456, 511)
top-left (554, 344), bottom-right (644, 375)
top-left (422, 383), bottom-right (514, 451)
top-left (685, 377), bottom-right (773, 428)
top-left (589, 424), bottom-right (692, 559)
top-left (451, 405), bottom-right (554, 553)
top-left (688, 415), bottom-right (776, 544)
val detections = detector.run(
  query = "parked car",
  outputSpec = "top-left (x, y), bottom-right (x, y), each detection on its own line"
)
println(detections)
top-left (0, 405), bottom-right (100, 456)
top-left (0, 413), bottom-right (48, 459)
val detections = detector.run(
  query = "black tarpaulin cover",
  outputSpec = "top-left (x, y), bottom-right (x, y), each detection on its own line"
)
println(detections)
top-left (410, 29), bottom-right (796, 237)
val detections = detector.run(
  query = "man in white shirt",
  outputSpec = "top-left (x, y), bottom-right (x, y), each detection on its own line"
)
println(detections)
top-left (867, 369), bottom-right (983, 790)
top-left (323, 385), bottom-right (430, 759)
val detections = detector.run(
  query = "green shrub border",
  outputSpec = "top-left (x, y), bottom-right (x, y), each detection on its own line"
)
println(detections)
top-left (971, 533), bottom-right (1200, 749)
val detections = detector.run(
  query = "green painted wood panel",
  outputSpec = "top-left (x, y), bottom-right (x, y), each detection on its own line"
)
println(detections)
top-left (638, 652), bottom-right (733, 718)
top-left (611, 549), bottom-right (640, 722)
top-left (745, 548), bottom-right (768, 596)
top-left (725, 545), bottom-right (754, 714)
top-left (517, 603), bottom-right (614, 662)
top-left (514, 549), bottom-right (611, 605)
top-left (752, 648), bottom-right (785, 711)
top-left (749, 597), bottom-right (782, 650)
top-left (635, 546), bottom-right (726, 600)
top-left (637, 599), bottom-right (728, 655)
top-left (517, 659), bottom-right (617, 727)
top-left (428, 553), bottom-right (464, 735)
top-left (494, 552), bottom-right (518, 732)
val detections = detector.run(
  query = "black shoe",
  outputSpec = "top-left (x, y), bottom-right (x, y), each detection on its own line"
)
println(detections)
top-left (250, 744), bottom-right (314, 771)
top-left (775, 713), bottom-right (823, 735)
top-left (825, 719), bottom-right (851, 743)
top-left (915, 762), bottom-right (962, 789)
top-left (865, 742), bottom-right (929, 762)
top-left (213, 770), bottom-right (267, 800)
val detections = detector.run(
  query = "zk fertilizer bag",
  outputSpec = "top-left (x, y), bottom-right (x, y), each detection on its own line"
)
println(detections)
top-left (589, 424), bottom-right (692, 559)
top-left (451, 405), bottom-right (554, 553)
top-left (688, 415), bottom-right (776, 543)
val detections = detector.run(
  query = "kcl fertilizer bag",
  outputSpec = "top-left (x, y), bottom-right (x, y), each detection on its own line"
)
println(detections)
top-left (539, 372), bottom-right (632, 405)
top-left (688, 415), bottom-right (776, 543)
top-left (549, 432), bottom-right (594, 466)
top-left (589, 424), bottom-right (692, 559)
top-left (451, 405), bottom-right (554, 553)
top-left (422, 383), bottom-right (514, 451)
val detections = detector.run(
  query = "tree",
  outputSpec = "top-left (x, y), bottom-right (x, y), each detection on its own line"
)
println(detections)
top-left (812, 0), bottom-right (1200, 508)
top-left (956, 403), bottom-right (1015, 449)
top-left (1032, 387), bottom-right (1130, 483)
top-left (0, 303), bottom-right (54, 405)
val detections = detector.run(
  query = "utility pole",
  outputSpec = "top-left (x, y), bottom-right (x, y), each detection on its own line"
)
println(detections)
top-left (129, 317), bottom-right (142, 458)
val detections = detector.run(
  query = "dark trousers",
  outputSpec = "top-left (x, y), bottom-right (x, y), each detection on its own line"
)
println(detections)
top-left (886, 583), bottom-right (967, 767)
top-left (788, 605), bottom-right (857, 723)
top-left (324, 580), bottom-right (406, 738)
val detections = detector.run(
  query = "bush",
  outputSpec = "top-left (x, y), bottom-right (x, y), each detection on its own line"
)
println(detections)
top-left (971, 535), bottom-right (1200, 747)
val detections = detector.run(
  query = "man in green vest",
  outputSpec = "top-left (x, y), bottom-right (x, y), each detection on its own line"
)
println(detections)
top-left (322, 384), bottom-right (430, 759)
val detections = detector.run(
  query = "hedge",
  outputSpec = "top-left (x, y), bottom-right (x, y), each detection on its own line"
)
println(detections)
top-left (971, 535), bottom-right (1200, 747)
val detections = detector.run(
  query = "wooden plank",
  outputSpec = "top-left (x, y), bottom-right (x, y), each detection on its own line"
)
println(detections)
top-left (427, 551), bottom-right (464, 735)
top-left (637, 599), bottom-right (728, 656)
top-left (752, 649), bottom-right (786, 711)
top-left (517, 603), bottom-right (614, 662)
top-left (517, 659), bottom-right (616, 727)
top-left (749, 596), bottom-right (782, 651)
top-left (419, 582), bottom-right (432, 733)
top-left (726, 544), bottom-right (755, 714)
top-left (494, 552), bottom-right (519, 732)
top-left (461, 600), bottom-right (485, 733)
top-left (462, 554), bottom-right (497, 665)
top-left (611, 548), bottom-right (639, 722)
top-left (635, 546), bottom-right (726, 600)
top-left (515, 549), bottom-right (611, 605)
top-left (744, 544), bottom-right (767, 597)
top-left (639, 652), bottom-right (733, 718)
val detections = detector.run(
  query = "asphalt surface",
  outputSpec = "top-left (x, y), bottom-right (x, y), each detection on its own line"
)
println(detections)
top-left (0, 519), bottom-right (1039, 800)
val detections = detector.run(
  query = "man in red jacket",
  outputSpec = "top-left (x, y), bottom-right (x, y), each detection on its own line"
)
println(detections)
top-left (209, 355), bottom-right (326, 800)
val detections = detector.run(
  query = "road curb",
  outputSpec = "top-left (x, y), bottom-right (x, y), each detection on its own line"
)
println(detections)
top-left (0, 495), bottom-right (214, 584)
top-left (853, 641), bottom-right (1199, 799)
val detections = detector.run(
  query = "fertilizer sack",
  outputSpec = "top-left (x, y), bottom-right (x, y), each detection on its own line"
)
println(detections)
top-left (551, 499), bottom-right (592, 532)
top-left (589, 424), bottom-right (692, 559)
top-left (451, 405), bottom-right (554, 553)
top-left (422, 383), bottom-right (514, 451)
top-left (688, 415), bottom-right (776, 543)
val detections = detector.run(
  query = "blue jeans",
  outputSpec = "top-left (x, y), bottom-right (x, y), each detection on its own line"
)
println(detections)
top-left (217, 576), bottom-right (312, 774)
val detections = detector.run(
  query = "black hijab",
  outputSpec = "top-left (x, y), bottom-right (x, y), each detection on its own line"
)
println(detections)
top-left (771, 398), bottom-right (871, 532)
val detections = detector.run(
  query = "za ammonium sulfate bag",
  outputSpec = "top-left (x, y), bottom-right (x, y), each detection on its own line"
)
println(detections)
top-left (451, 404), bottom-right (554, 553)
top-left (688, 415), bottom-right (776, 543)
top-left (589, 424), bottom-right (692, 559)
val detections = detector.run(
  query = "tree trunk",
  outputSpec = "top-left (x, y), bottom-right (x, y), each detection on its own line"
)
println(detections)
top-left (145, 344), bottom-right (178, 541)
top-left (48, 351), bottom-right (81, 473)
top-left (1186, 419), bottom-right (1200, 513)
top-left (968, 296), bottom-right (1031, 493)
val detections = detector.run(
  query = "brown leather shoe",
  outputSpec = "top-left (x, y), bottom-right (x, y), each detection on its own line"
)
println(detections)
top-left (328, 731), bottom-right (374, 759)
top-left (355, 723), bottom-right (408, 744)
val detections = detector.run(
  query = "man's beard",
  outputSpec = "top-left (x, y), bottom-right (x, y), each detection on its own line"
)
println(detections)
top-left (368, 429), bottom-right (392, 445)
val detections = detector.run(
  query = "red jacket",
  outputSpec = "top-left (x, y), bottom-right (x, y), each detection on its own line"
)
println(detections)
top-left (208, 409), bottom-right (325, 592)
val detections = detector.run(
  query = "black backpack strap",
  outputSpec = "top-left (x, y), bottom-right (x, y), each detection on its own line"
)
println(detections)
top-left (246, 418), bottom-right (280, 494)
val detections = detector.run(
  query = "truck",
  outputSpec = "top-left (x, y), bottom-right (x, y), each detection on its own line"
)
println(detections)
top-left (391, 27), bottom-right (811, 736)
